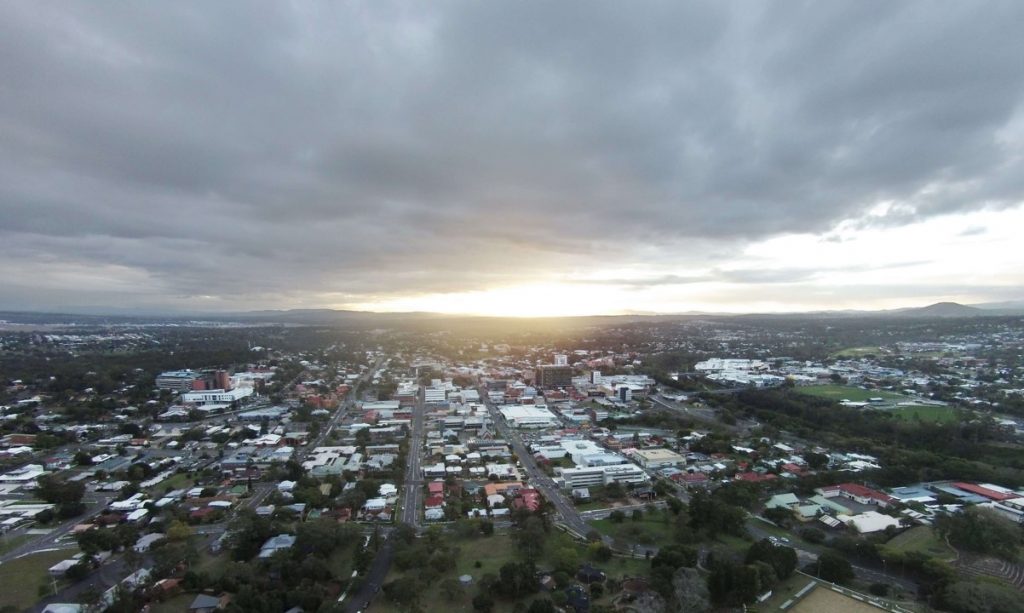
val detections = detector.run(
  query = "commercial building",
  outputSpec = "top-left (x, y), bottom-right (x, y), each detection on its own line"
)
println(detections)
top-left (536, 365), bottom-right (573, 389)
top-left (558, 463), bottom-right (648, 489)
top-left (498, 405), bottom-right (559, 429)
top-left (424, 387), bottom-right (448, 405)
top-left (180, 387), bottom-right (253, 406)
top-left (633, 448), bottom-right (686, 469)
top-left (156, 370), bottom-right (200, 392)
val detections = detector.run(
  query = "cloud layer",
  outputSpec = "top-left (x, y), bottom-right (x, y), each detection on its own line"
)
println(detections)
top-left (1, 2), bottom-right (1023, 313)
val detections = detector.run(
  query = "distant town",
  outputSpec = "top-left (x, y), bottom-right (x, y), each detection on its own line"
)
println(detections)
top-left (0, 309), bottom-right (1022, 612)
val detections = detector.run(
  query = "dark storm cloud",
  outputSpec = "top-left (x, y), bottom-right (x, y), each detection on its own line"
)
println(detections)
top-left (1, 1), bottom-right (1023, 309)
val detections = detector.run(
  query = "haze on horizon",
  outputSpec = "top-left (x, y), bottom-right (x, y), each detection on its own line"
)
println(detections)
top-left (1, 2), bottom-right (1023, 318)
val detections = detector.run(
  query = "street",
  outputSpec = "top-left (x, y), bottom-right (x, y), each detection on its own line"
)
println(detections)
top-left (400, 392), bottom-right (425, 527)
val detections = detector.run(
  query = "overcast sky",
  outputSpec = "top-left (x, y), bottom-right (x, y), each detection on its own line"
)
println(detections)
top-left (2, 2), bottom-right (1023, 316)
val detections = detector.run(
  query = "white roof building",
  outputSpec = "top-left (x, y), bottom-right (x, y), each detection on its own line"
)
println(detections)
top-left (498, 405), bottom-right (558, 428)
top-left (839, 511), bottom-right (901, 534)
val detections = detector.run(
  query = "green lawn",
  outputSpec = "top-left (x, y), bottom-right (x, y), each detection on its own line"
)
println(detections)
top-left (453, 532), bottom-right (518, 578)
top-left (0, 533), bottom-right (32, 555)
top-left (588, 510), bottom-right (675, 546)
top-left (832, 346), bottom-right (884, 358)
top-left (194, 550), bottom-right (231, 581)
top-left (798, 385), bottom-right (906, 403)
top-left (0, 548), bottom-right (79, 611)
top-left (714, 533), bottom-right (754, 554)
top-left (883, 526), bottom-right (955, 560)
top-left (370, 528), bottom-right (650, 613)
top-left (888, 405), bottom-right (960, 424)
top-left (150, 472), bottom-right (197, 496)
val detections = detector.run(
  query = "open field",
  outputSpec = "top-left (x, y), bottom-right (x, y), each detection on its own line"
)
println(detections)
top-left (0, 548), bottom-right (79, 610)
top-left (887, 405), bottom-right (960, 424)
top-left (884, 526), bottom-right (955, 560)
top-left (370, 529), bottom-right (650, 613)
top-left (149, 471), bottom-right (197, 495)
top-left (790, 585), bottom-right (882, 613)
top-left (832, 347), bottom-right (885, 358)
top-left (0, 533), bottom-right (32, 555)
top-left (588, 511), bottom-right (674, 546)
top-left (798, 385), bottom-right (906, 403)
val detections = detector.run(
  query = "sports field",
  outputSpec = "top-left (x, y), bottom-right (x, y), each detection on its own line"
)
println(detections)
top-left (889, 405), bottom-right (959, 424)
top-left (790, 586), bottom-right (881, 613)
top-left (797, 385), bottom-right (905, 403)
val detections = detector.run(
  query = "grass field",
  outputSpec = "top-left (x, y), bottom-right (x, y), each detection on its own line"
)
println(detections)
top-left (0, 533), bottom-right (32, 555)
top-left (149, 472), bottom-right (197, 495)
top-left (883, 526), bottom-right (955, 560)
top-left (791, 586), bottom-right (881, 613)
top-left (832, 346), bottom-right (884, 358)
top-left (0, 548), bottom-right (79, 611)
top-left (370, 529), bottom-right (651, 613)
top-left (888, 405), bottom-right (960, 424)
top-left (588, 512), bottom-right (674, 546)
top-left (798, 385), bottom-right (906, 403)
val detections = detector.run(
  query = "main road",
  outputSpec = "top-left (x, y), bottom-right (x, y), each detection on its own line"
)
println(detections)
top-left (0, 492), bottom-right (116, 565)
top-left (477, 388), bottom-right (603, 541)
top-left (302, 356), bottom-right (385, 461)
top-left (400, 392), bottom-right (426, 527)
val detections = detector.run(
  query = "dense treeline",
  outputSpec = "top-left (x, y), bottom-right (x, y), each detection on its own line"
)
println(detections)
top-left (722, 389), bottom-right (1024, 487)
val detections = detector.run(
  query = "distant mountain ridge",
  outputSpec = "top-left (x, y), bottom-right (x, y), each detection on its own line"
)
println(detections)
top-left (887, 301), bottom-right (985, 318)
top-left (2, 300), bottom-right (1022, 326)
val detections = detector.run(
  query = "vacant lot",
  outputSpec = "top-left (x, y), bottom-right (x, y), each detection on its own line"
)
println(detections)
top-left (884, 526), bottom-right (955, 560)
top-left (798, 385), bottom-right (905, 403)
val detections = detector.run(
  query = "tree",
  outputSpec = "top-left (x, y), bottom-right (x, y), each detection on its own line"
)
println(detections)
top-left (513, 517), bottom-right (547, 562)
top-left (36, 475), bottom-right (85, 505)
top-left (935, 508), bottom-right (1022, 560)
top-left (804, 452), bottom-right (829, 470)
top-left (383, 576), bottom-right (421, 607)
top-left (713, 481), bottom-right (762, 510)
top-left (764, 506), bottom-right (794, 527)
top-left (551, 546), bottom-right (579, 574)
top-left (746, 539), bottom-right (797, 580)
top-left (527, 599), bottom-right (556, 613)
top-left (472, 592), bottom-right (494, 612)
top-left (167, 520), bottom-right (192, 542)
top-left (936, 580), bottom-right (1021, 613)
top-left (631, 509), bottom-right (643, 522)
top-left (813, 551), bottom-right (854, 584)
top-left (609, 510), bottom-right (625, 524)
top-left (589, 543), bottom-right (612, 562)
top-left (440, 577), bottom-right (464, 601)
top-left (672, 567), bottom-right (709, 612)
top-left (74, 451), bottom-right (94, 466)
top-left (497, 561), bottom-right (539, 598)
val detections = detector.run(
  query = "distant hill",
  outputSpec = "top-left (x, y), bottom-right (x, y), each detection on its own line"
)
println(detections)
top-left (969, 300), bottom-right (1024, 316)
top-left (3, 299), bottom-right (1021, 328)
top-left (889, 302), bottom-right (985, 318)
